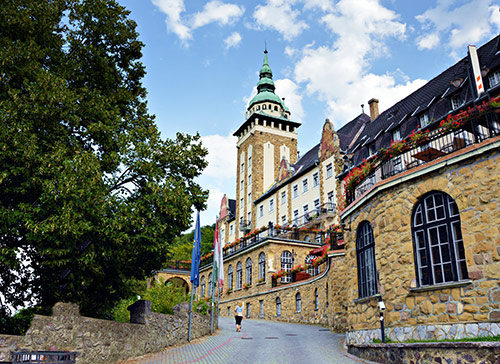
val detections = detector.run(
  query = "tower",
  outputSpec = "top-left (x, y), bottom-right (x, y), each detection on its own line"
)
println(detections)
top-left (233, 50), bottom-right (301, 237)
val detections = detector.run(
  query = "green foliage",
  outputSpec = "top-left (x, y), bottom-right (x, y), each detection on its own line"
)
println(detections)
top-left (193, 299), bottom-right (210, 316)
top-left (0, 0), bottom-right (208, 324)
top-left (169, 224), bottom-right (215, 261)
top-left (0, 306), bottom-right (51, 335)
top-left (112, 281), bottom-right (189, 322)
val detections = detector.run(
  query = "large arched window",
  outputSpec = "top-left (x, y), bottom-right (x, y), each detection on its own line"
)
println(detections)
top-left (200, 276), bottom-right (206, 298)
top-left (276, 297), bottom-right (281, 316)
top-left (208, 273), bottom-right (213, 297)
top-left (227, 265), bottom-right (233, 290)
top-left (246, 258), bottom-right (253, 285)
top-left (296, 292), bottom-right (301, 313)
top-left (356, 221), bottom-right (378, 299)
top-left (281, 251), bottom-right (293, 283)
top-left (412, 191), bottom-right (468, 286)
top-left (258, 252), bottom-right (266, 282)
top-left (236, 262), bottom-right (242, 289)
top-left (305, 254), bottom-right (319, 277)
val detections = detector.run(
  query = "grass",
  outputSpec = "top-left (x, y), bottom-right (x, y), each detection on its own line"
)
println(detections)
top-left (373, 335), bottom-right (500, 344)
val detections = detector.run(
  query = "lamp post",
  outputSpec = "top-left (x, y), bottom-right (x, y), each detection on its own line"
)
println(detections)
top-left (378, 295), bottom-right (386, 343)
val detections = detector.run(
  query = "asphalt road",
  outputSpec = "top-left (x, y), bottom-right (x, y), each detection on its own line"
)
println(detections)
top-left (121, 317), bottom-right (371, 364)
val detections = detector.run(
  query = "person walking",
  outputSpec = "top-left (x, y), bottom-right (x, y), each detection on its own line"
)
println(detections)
top-left (234, 301), bottom-right (244, 332)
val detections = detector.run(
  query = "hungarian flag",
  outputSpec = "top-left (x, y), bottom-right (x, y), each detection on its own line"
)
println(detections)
top-left (213, 217), bottom-right (224, 290)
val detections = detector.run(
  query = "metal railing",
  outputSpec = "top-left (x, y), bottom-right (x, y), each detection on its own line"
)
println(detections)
top-left (346, 109), bottom-right (500, 206)
top-left (288, 202), bottom-right (336, 228)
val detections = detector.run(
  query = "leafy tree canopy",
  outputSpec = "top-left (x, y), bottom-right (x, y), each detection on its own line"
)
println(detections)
top-left (0, 0), bottom-right (208, 322)
top-left (168, 224), bottom-right (215, 261)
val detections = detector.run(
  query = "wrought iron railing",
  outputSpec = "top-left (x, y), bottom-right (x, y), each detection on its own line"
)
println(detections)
top-left (287, 202), bottom-right (336, 228)
top-left (345, 108), bottom-right (500, 206)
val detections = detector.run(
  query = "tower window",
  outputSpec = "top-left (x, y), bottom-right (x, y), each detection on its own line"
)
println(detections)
top-left (274, 106), bottom-right (278, 111)
top-left (263, 104), bottom-right (267, 110)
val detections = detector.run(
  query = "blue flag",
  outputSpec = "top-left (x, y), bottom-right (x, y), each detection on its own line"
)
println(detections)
top-left (190, 211), bottom-right (201, 287)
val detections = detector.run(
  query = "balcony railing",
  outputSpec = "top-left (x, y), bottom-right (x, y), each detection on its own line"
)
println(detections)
top-left (345, 107), bottom-right (500, 207)
top-left (287, 202), bottom-right (336, 229)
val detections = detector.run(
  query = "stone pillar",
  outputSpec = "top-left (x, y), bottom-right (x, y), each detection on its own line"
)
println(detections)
top-left (127, 300), bottom-right (151, 324)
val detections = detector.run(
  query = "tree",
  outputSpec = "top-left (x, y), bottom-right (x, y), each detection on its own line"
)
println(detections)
top-left (168, 224), bottom-right (216, 261)
top-left (0, 0), bottom-right (208, 322)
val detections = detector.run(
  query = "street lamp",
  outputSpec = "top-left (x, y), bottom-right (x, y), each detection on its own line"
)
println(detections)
top-left (378, 295), bottom-right (386, 343)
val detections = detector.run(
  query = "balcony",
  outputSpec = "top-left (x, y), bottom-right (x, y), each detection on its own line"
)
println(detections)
top-left (345, 105), bottom-right (500, 207)
top-left (287, 202), bottom-right (337, 231)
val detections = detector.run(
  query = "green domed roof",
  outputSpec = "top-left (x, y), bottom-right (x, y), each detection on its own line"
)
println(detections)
top-left (257, 77), bottom-right (274, 88)
top-left (249, 91), bottom-right (283, 108)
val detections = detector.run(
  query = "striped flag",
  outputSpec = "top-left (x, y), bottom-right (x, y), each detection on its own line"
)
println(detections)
top-left (213, 217), bottom-right (224, 289)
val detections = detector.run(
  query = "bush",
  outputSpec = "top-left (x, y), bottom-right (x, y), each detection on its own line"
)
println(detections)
top-left (112, 281), bottom-right (189, 322)
top-left (194, 300), bottom-right (210, 315)
top-left (0, 306), bottom-right (51, 335)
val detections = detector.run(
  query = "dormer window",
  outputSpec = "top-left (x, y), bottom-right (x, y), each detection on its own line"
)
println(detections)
top-left (392, 128), bottom-right (401, 141)
top-left (368, 143), bottom-right (376, 157)
top-left (451, 95), bottom-right (463, 110)
top-left (274, 106), bottom-right (278, 111)
top-left (488, 70), bottom-right (500, 88)
top-left (419, 113), bottom-right (430, 127)
top-left (257, 105), bottom-right (261, 111)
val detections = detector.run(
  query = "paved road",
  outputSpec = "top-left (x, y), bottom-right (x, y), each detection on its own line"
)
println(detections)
top-left (120, 317), bottom-right (371, 364)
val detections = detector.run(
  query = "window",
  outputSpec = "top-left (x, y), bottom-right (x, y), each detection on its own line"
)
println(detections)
top-left (302, 178), bottom-right (309, 193)
top-left (248, 156), bottom-right (252, 169)
top-left (281, 191), bottom-right (287, 204)
top-left (305, 254), bottom-right (319, 277)
top-left (328, 191), bottom-right (335, 210)
top-left (246, 302), bottom-right (251, 318)
top-left (256, 105), bottom-right (260, 111)
top-left (392, 128), bottom-right (401, 142)
top-left (274, 105), bottom-right (278, 111)
top-left (241, 163), bottom-right (245, 172)
top-left (356, 221), bottom-right (378, 299)
top-left (246, 258), bottom-right (252, 285)
top-left (259, 205), bottom-right (264, 218)
top-left (314, 199), bottom-right (320, 213)
top-left (227, 307), bottom-right (231, 316)
top-left (488, 70), bottom-right (500, 88)
top-left (281, 251), bottom-right (293, 283)
top-left (248, 192), bottom-right (252, 203)
top-left (208, 273), bottom-right (213, 297)
top-left (230, 224), bottom-right (234, 235)
top-left (412, 192), bottom-right (468, 287)
top-left (258, 252), bottom-right (266, 282)
top-left (247, 212), bottom-right (251, 223)
top-left (240, 180), bottom-right (244, 190)
top-left (227, 265), bottom-right (233, 289)
top-left (419, 113), bottom-right (430, 127)
top-left (282, 215), bottom-right (287, 225)
top-left (201, 276), bottom-right (206, 297)
top-left (292, 184), bottom-right (299, 198)
top-left (303, 204), bottom-right (309, 216)
top-left (314, 288), bottom-right (319, 310)
top-left (296, 293), bottom-right (302, 313)
top-left (263, 104), bottom-right (267, 110)
top-left (260, 300), bottom-right (264, 318)
top-left (312, 172), bottom-right (319, 187)
top-left (239, 217), bottom-right (243, 227)
top-left (368, 143), bottom-right (376, 157)
top-left (248, 174), bottom-right (252, 186)
top-left (236, 262), bottom-right (242, 289)
top-left (269, 199), bottom-right (274, 212)
top-left (240, 198), bottom-right (243, 209)
top-left (451, 95), bottom-right (463, 110)
top-left (326, 163), bottom-right (333, 178)
top-left (293, 210), bottom-right (299, 226)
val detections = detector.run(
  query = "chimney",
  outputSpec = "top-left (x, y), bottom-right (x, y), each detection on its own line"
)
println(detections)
top-left (368, 98), bottom-right (379, 121)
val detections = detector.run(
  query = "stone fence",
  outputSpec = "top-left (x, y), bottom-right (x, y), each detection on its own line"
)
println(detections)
top-left (348, 341), bottom-right (500, 364)
top-left (0, 301), bottom-right (213, 364)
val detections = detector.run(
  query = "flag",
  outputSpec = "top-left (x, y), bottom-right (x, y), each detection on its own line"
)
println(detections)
top-left (213, 217), bottom-right (224, 289)
top-left (190, 211), bottom-right (201, 287)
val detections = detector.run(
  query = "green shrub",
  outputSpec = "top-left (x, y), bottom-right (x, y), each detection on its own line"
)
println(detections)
top-left (0, 306), bottom-right (51, 335)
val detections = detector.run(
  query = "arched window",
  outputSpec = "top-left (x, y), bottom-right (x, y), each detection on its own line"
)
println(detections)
top-left (258, 252), bottom-right (266, 282)
top-left (208, 273), bottom-right (213, 297)
top-left (314, 288), bottom-right (319, 310)
top-left (296, 292), bottom-right (301, 313)
top-left (305, 254), bottom-right (319, 277)
top-left (412, 191), bottom-right (468, 286)
top-left (236, 262), bottom-right (242, 289)
top-left (276, 297), bottom-right (281, 316)
top-left (263, 104), bottom-right (267, 110)
top-left (281, 251), bottom-right (293, 283)
top-left (246, 258), bottom-right (252, 285)
top-left (200, 276), bottom-right (206, 298)
top-left (356, 221), bottom-right (378, 299)
top-left (227, 265), bottom-right (233, 289)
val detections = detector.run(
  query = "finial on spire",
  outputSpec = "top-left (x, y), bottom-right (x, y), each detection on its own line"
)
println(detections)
top-left (265, 41), bottom-right (267, 53)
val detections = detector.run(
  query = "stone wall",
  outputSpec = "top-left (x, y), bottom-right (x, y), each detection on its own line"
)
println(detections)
top-left (0, 302), bottom-right (212, 364)
top-left (348, 341), bottom-right (500, 364)
top-left (342, 139), bottom-right (500, 344)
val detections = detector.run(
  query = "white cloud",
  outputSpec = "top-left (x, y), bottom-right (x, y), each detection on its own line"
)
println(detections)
top-left (192, 1), bottom-right (245, 28)
top-left (224, 32), bottom-right (242, 49)
top-left (253, 0), bottom-right (309, 41)
top-left (201, 134), bottom-right (237, 179)
top-left (415, 0), bottom-right (499, 56)
top-left (284, 46), bottom-right (298, 58)
top-left (275, 79), bottom-right (304, 121)
top-left (292, 0), bottom-right (428, 126)
top-left (302, 0), bottom-right (334, 12)
top-left (152, 0), bottom-right (244, 44)
top-left (417, 33), bottom-right (440, 50)
top-left (152, 0), bottom-right (192, 41)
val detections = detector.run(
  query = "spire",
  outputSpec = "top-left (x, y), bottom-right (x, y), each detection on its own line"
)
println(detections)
top-left (257, 49), bottom-right (274, 93)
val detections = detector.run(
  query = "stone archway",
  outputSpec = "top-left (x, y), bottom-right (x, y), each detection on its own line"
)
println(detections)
top-left (165, 276), bottom-right (190, 294)
top-left (154, 269), bottom-right (192, 294)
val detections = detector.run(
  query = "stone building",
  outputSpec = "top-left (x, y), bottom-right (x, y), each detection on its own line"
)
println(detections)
top-left (339, 37), bottom-right (500, 344)
top-left (162, 35), bottom-right (500, 344)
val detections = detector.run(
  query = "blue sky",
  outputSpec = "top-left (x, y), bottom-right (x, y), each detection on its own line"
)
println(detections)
top-left (116, 0), bottom-right (500, 228)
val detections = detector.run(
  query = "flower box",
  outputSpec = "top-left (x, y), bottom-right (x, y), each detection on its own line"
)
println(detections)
top-left (295, 272), bottom-right (310, 282)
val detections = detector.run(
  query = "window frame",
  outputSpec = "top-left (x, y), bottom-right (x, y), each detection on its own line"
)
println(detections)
top-left (356, 221), bottom-right (378, 299)
top-left (258, 252), bottom-right (266, 282)
top-left (312, 171), bottom-right (319, 187)
top-left (236, 262), bottom-right (242, 290)
top-left (302, 178), bottom-right (309, 193)
top-left (326, 163), bottom-right (333, 178)
top-left (245, 258), bottom-right (252, 285)
top-left (227, 265), bottom-right (233, 289)
top-left (292, 184), bottom-right (299, 198)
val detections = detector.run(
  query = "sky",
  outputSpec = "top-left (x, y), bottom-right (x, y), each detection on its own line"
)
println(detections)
top-left (116, 0), bottom-right (500, 229)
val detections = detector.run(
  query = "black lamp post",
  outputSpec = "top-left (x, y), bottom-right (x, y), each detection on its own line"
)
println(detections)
top-left (378, 295), bottom-right (386, 343)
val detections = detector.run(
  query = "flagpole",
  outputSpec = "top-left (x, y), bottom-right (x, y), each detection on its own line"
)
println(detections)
top-left (210, 251), bottom-right (216, 334)
top-left (188, 285), bottom-right (194, 341)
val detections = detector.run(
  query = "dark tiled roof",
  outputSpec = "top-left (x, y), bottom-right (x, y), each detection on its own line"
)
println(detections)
top-left (347, 35), bottom-right (500, 168)
top-left (228, 199), bottom-right (236, 219)
top-left (336, 113), bottom-right (370, 151)
top-left (254, 144), bottom-right (320, 203)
